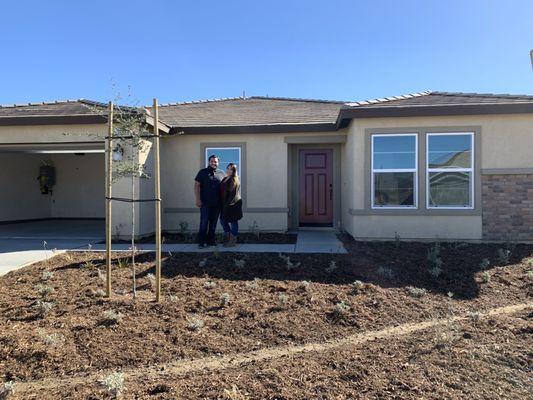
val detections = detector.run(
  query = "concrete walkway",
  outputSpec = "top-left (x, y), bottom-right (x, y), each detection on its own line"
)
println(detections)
top-left (0, 229), bottom-right (346, 276)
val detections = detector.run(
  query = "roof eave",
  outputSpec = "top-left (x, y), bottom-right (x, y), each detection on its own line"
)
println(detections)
top-left (0, 114), bottom-right (108, 126)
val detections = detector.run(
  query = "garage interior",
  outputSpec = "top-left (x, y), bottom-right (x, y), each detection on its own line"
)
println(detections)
top-left (0, 144), bottom-right (105, 241)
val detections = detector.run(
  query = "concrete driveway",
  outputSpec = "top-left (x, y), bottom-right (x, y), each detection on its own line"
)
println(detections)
top-left (0, 220), bottom-right (103, 276)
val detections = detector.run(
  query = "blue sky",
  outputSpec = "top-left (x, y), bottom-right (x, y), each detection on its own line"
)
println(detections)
top-left (1, 0), bottom-right (532, 105)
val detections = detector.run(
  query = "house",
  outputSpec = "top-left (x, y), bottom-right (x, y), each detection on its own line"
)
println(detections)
top-left (0, 91), bottom-right (532, 242)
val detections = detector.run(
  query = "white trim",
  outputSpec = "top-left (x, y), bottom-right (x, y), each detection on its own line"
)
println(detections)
top-left (426, 132), bottom-right (474, 209)
top-left (371, 133), bottom-right (418, 209)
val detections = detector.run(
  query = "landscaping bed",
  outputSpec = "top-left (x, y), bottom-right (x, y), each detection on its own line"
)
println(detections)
top-left (102, 231), bottom-right (298, 245)
top-left (0, 238), bottom-right (532, 398)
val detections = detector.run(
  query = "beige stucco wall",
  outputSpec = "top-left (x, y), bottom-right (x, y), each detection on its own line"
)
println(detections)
top-left (344, 113), bottom-right (533, 240)
top-left (49, 154), bottom-right (105, 218)
top-left (0, 153), bottom-right (52, 221)
top-left (160, 131), bottom-right (343, 232)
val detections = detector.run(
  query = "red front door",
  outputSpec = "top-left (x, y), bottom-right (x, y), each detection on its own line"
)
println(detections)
top-left (298, 149), bottom-right (333, 226)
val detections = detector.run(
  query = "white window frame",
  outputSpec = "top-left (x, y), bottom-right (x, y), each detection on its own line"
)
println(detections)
top-left (371, 133), bottom-right (418, 209)
top-left (205, 146), bottom-right (242, 174)
top-left (426, 132), bottom-right (474, 209)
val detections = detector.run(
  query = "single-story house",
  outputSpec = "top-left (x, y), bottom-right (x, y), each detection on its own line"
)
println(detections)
top-left (1, 91), bottom-right (532, 241)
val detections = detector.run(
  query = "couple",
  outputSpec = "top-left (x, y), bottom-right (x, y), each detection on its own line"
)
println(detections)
top-left (194, 154), bottom-right (243, 248)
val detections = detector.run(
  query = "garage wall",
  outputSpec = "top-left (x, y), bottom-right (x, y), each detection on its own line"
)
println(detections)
top-left (49, 153), bottom-right (105, 218)
top-left (0, 153), bottom-right (52, 221)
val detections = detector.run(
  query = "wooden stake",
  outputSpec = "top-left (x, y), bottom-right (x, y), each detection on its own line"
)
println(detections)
top-left (105, 101), bottom-right (113, 298)
top-left (153, 98), bottom-right (162, 302)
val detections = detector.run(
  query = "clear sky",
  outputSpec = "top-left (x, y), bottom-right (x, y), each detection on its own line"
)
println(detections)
top-left (1, 0), bottom-right (532, 105)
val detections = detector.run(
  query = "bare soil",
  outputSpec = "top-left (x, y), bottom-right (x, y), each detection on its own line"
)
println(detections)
top-left (1, 237), bottom-right (532, 399)
top-left (104, 232), bottom-right (298, 245)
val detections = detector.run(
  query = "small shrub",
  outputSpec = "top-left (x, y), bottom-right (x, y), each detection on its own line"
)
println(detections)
top-left (97, 269), bottom-right (106, 284)
top-left (278, 254), bottom-right (301, 271)
top-left (407, 286), bottom-right (427, 298)
top-left (481, 271), bottom-right (491, 283)
top-left (377, 266), bottom-right (394, 279)
top-left (300, 280), bottom-right (311, 291)
top-left (249, 220), bottom-right (260, 238)
top-left (325, 260), bottom-right (337, 274)
top-left (527, 270), bottom-right (533, 280)
top-left (178, 221), bottom-right (189, 234)
top-left (497, 248), bottom-right (511, 265)
top-left (0, 381), bottom-right (15, 399)
top-left (198, 258), bottom-right (208, 268)
top-left (203, 281), bottom-right (217, 289)
top-left (117, 258), bottom-right (128, 269)
top-left (36, 284), bottom-right (54, 297)
top-left (103, 309), bottom-right (123, 325)
top-left (428, 266), bottom-right (443, 279)
top-left (466, 311), bottom-right (481, 322)
top-left (234, 259), bottom-right (246, 269)
top-left (168, 294), bottom-right (178, 302)
top-left (219, 293), bottom-right (231, 308)
top-left (246, 278), bottom-right (260, 290)
top-left (334, 301), bottom-right (350, 318)
top-left (394, 231), bottom-right (401, 247)
top-left (187, 316), bottom-right (205, 331)
top-left (527, 259), bottom-right (533, 267)
top-left (212, 246), bottom-right (221, 259)
top-left (479, 258), bottom-right (490, 270)
top-left (99, 372), bottom-right (124, 398)
top-left (94, 289), bottom-right (106, 297)
top-left (41, 271), bottom-right (54, 281)
top-left (447, 291), bottom-right (454, 298)
top-left (39, 331), bottom-right (64, 347)
top-left (82, 260), bottom-right (95, 269)
top-left (146, 273), bottom-right (156, 289)
top-left (352, 280), bottom-right (365, 292)
top-left (34, 300), bottom-right (54, 316)
top-left (278, 293), bottom-right (288, 306)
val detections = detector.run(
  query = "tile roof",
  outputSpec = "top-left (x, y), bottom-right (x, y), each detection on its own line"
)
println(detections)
top-left (344, 91), bottom-right (533, 108)
top-left (0, 99), bottom-right (105, 117)
top-left (156, 96), bottom-right (345, 128)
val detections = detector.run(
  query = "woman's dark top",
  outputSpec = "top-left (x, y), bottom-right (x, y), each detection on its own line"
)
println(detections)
top-left (220, 176), bottom-right (243, 222)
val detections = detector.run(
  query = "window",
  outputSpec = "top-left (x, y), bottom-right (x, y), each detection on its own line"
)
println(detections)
top-left (426, 133), bottom-right (473, 208)
top-left (371, 134), bottom-right (417, 208)
top-left (205, 147), bottom-right (241, 174)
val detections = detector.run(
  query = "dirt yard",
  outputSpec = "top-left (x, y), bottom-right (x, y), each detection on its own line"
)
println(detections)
top-left (0, 237), bottom-right (532, 399)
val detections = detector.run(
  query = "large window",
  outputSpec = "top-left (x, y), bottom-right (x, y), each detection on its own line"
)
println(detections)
top-left (371, 134), bottom-right (417, 208)
top-left (426, 133), bottom-right (474, 208)
top-left (205, 147), bottom-right (241, 174)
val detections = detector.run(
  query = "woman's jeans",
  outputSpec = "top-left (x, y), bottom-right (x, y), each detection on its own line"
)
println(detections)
top-left (220, 215), bottom-right (239, 236)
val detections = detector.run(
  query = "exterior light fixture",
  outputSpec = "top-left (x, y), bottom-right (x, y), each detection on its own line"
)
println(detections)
top-left (113, 143), bottom-right (124, 161)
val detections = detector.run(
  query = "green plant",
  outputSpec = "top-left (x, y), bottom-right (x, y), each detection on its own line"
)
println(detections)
top-left (94, 289), bottom-right (106, 297)
top-left (300, 280), bottom-right (311, 291)
top-left (234, 259), bottom-right (246, 269)
top-left (427, 242), bottom-right (443, 278)
top-left (103, 309), bottom-right (123, 325)
top-left (187, 316), bottom-right (205, 331)
top-left (481, 271), bottom-right (491, 283)
top-left (117, 258), bottom-right (128, 269)
top-left (278, 254), bottom-right (301, 271)
top-left (497, 248), bottom-right (511, 265)
top-left (219, 293), bottom-right (231, 308)
top-left (334, 301), bottom-right (350, 318)
top-left (97, 269), bottom-right (106, 284)
top-left (99, 372), bottom-right (124, 398)
top-left (82, 260), bottom-right (95, 269)
top-left (34, 300), bottom-right (54, 316)
top-left (0, 381), bottom-right (15, 399)
top-left (168, 294), bottom-right (178, 302)
top-left (178, 221), bottom-right (189, 234)
top-left (406, 286), bottom-right (427, 298)
top-left (38, 331), bottom-right (64, 347)
top-left (394, 231), bottom-right (401, 247)
top-left (246, 278), bottom-right (260, 290)
top-left (41, 271), bottom-right (54, 281)
top-left (203, 281), bottom-right (217, 289)
top-left (36, 284), bottom-right (54, 297)
top-left (198, 258), bottom-right (208, 268)
top-left (146, 273), bottom-right (156, 289)
top-left (248, 220), bottom-right (260, 239)
top-left (479, 258), bottom-right (490, 270)
top-left (527, 270), bottom-right (533, 280)
top-left (447, 291), bottom-right (454, 298)
top-left (278, 293), bottom-right (288, 306)
top-left (352, 280), bottom-right (365, 292)
top-left (325, 260), bottom-right (337, 273)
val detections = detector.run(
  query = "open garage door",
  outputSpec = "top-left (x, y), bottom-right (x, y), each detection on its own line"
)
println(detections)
top-left (0, 143), bottom-right (105, 240)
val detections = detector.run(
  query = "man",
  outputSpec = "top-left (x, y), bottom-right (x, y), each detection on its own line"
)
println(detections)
top-left (194, 155), bottom-right (225, 248)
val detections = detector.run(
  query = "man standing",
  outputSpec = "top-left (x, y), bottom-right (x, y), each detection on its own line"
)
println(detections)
top-left (194, 154), bottom-right (225, 248)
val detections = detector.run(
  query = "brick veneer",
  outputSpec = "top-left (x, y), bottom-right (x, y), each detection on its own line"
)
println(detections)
top-left (482, 174), bottom-right (533, 241)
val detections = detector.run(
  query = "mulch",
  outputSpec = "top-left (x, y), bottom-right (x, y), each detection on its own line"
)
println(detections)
top-left (0, 236), bottom-right (532, 398)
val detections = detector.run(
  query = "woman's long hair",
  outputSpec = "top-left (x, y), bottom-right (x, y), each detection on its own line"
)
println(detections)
top-left (227, 163), bottom-right (239, 186)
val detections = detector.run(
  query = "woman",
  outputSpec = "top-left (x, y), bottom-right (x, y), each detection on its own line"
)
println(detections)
top-left (219, 163), bottom-right (243, 247)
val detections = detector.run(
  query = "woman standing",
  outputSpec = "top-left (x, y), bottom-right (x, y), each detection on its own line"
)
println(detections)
top-left (220, 163), bottom-right (243, 247)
